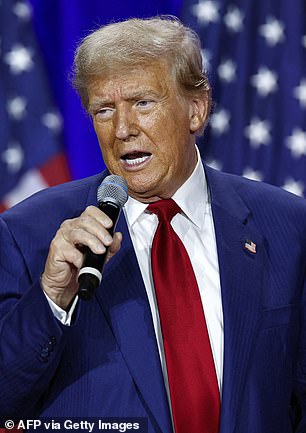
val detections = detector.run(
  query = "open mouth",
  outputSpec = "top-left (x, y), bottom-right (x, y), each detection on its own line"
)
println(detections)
top-left (120, 151), bottom-right (152, 167)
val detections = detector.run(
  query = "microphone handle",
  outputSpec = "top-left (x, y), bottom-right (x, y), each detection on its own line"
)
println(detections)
top-left (78, 201), bottom-right (121, 300)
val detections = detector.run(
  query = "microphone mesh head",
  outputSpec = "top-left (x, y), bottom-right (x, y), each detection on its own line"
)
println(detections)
top-left (97, 175), bottom-right (128, 208)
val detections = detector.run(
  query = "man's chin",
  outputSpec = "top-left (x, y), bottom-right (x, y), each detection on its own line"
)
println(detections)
top-left (126, 179), bottom-right (162, 202)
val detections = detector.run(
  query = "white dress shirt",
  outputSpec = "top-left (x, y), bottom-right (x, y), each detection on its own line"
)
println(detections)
top-left (46, 146), bottom-right (224, 395)
top-left (124, 147), bottom-right (224, 394)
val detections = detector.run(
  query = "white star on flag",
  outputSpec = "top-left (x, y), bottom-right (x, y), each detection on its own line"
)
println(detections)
top-left (0, 0), bottom-right (70, 211)
top-left (242, 168), bottom-right (263, 181)
top-left (181, 0), bottom-right (306, 199)
top-left (42, 111), bottom-right (63, 133)
top-left (4, 44), bottom-right (33, 74)
top-left (282, 178), bottom-right (304, 197)
top-left (286, 128), bottom-right (306, 158)
top-left (13, 1), bottom-right (32, 21)
top-left (259, 17), bottom-right (285, 46)
top-left (210, 108), bottom-right (230, 135)
top-left (224, 6), bottom-right (244, 32)
top-left (293, 79), bottom-right (306, 109)
top-left (191, 0), bottom-right (220, 25)
top-left (218, 59), bottom-right (236, 82)
top-left (1, 142), bottom-right (24, 173)
top-left (7, 96), bottom-right (27, 120)
top-left (251, 67), bottom-right (278, 97)
top-left (245, 118), bottom-right (271, 147)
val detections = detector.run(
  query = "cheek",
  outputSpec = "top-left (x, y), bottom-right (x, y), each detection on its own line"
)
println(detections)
top-left (150, 104), bottom-right (190, 141)
top-left (142, 104), bottom-right (177, 135)
top-left (94, 124), bottom-right (114, 156)
top-left (144, 115), bottom-right (179, 153)
top-left (95, 122), bottom-right (111, 144)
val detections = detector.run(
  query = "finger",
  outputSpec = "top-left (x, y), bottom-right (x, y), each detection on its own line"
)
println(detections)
top-left (47, 236), bottom-right (85, 273)
top-left (106, 232), bottom-right (122, 263)
top-left (109, 232), bottom-right (122, 254)
top-left (60, 219), bottom-right (113, 251)
top-left (83, 205), bottom-right (113, 228)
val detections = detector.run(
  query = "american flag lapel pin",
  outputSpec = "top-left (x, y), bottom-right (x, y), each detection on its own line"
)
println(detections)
top-left (244, 239), bottom-right (257, 254)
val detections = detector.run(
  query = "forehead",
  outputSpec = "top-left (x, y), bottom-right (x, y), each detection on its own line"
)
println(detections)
top-left (87, 61), bottom-right (177, 102)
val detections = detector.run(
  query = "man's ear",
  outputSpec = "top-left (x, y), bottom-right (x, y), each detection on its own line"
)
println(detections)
top-left (189, 94), bottom-right (210, 133)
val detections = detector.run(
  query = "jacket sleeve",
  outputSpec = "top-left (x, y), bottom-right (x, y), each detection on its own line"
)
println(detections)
top-left (0, 216), bottom-right (69, 421)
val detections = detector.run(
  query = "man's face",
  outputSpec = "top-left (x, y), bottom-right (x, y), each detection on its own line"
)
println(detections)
top-left (88, 61), bottom-right (207, 202)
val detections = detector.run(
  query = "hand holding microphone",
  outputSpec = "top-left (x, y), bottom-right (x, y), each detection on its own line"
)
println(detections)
top-left (41, 175), bottom-right (128, 309)
top-left (77, 175), bottom-right (128, 300)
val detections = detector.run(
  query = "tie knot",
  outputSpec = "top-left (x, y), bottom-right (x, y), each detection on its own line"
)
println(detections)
top-left (147, 199), bottom-right (181, 222)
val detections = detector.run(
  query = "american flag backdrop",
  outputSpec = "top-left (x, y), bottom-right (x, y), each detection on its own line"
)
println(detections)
top-left (1, 0), bottom-right (305, 210)
top-left (181, 0), bottom-right (306, 197)
top-left (0, 0), bottom-right (70, 212)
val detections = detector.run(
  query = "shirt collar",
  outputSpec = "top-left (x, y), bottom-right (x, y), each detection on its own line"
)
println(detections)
top-left (124, 145), bottom-right (208, 229)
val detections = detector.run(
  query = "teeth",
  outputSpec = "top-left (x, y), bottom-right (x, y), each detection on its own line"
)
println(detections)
top-left (123, 155), bottom-right (150, 166)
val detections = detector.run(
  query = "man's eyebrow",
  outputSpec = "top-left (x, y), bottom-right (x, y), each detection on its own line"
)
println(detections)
top-left (125, 89), bottom-right (161, 99)
top-left (88, 99), bottom-right (111, 112)
top-left (88, 90), bottom-right (161, 112)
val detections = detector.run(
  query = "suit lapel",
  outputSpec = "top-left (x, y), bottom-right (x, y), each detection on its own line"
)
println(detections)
top-left (205, 166), bottom-right (267, 433)
top-left (94, 211), bottom-right (173, 433)
top-left (88, 167), bottom-right (266, 433)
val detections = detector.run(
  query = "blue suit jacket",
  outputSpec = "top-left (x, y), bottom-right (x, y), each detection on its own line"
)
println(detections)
top-left (1, 165), bottom-right (306, 433)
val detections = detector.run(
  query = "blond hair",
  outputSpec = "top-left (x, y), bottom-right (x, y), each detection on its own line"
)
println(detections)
top-left (72, 16), bottom-right (211, 111)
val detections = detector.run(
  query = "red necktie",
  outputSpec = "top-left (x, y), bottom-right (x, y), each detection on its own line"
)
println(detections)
top-left (148, 199), bottom-right (220, 433)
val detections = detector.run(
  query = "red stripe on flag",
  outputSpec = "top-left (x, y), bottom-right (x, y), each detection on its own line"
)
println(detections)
top-left (39, 153), bottom-right (70, 186)
top-left (0, 153), bottom-right (70, 213)
top-left (0, 203), bottom-right (7, 213)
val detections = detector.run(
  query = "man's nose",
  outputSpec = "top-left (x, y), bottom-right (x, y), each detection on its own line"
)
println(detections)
top-left (114, 105), bottom-right (138, 140)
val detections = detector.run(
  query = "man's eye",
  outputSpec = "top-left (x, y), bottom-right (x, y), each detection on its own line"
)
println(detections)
top-left (136, 100), bottom-right (154, 108)
top-left (95, 108), bottom-right (114, 119)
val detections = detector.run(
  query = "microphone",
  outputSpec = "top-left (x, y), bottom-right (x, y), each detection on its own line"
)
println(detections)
top-left (77, 175), bottom-right (128, 300)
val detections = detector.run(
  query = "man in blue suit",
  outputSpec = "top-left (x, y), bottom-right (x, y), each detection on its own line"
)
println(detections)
top-left (1, 16), bottom-right (306, 433)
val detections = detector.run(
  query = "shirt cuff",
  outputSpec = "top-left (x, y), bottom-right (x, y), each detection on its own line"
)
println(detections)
top-left (44, 291), bottom-right (78, 326)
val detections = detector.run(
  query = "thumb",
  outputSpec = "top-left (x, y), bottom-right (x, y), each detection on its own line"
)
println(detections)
top-left (105, 232), bottom-right (122, 264)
